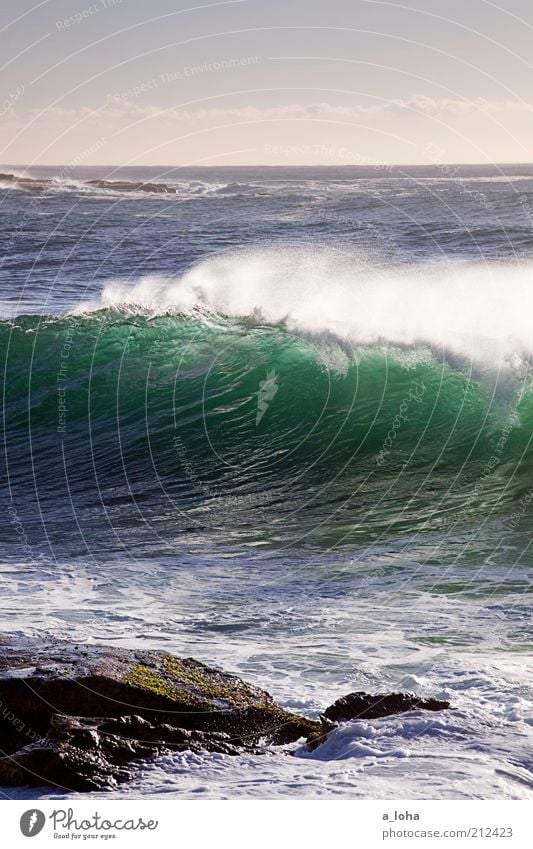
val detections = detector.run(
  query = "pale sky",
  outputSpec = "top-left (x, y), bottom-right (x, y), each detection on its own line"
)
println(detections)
top-left (1, 0), bottom-right (533, 166)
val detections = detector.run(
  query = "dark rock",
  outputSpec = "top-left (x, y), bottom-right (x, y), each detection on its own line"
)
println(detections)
top-left (322, 691), bottom-right (451, 724)
top-left (0, 714), bottom-right (249, 792)
top-left (0, 636), bottom-right (318, 791)
top-left (0, 636), bottom-right (452, 790)
top-left (302, 692), bottom-right (451, 752)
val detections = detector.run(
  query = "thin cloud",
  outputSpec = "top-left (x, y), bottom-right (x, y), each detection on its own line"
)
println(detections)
top-left (28, 96), bottom-right (533, 126)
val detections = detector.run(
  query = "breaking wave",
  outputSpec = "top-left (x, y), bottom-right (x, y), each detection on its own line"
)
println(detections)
top-left (2, 249), bottom-right (533, 544)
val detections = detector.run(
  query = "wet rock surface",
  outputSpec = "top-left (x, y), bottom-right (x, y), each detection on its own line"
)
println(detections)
top-left (0, 636), bottom-right (318, 791)
top-left (322, 691), bottom-right (451, 725)
top-left (0, 637), bottom-right (450, 791)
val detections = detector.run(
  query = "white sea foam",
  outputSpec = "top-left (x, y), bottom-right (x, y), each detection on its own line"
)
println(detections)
top-left (80, 248), bottom-right (533, 375)
top-left (1, 546), bottom-right (530, 800)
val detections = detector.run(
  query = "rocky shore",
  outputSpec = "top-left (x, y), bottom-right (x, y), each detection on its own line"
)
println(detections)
top-left (0, 636), bottom-right (450, 791)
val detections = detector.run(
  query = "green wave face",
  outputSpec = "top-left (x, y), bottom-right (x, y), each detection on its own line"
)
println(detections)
top-left (2, 310), bottom-right (533, 546)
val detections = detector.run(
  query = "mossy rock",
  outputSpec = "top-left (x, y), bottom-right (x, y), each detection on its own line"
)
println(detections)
top-left (0, 636), bottom-right (318, 789)
top-left (0, 636), bottom-right (450, 791)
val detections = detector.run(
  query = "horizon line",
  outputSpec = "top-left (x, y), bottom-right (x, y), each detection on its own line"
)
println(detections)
top-left (2, 161), bottom-right (533, 169)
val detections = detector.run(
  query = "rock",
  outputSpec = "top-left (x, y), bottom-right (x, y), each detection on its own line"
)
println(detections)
top-left (321, 691), bottom-right (451, 724)
top-left (0, 636), bottom-right (318, 791)
top-left (0, 637), bottom-right (451, 790)
top-left (0, 714), bottom-right (248, 792)
top-left (302, 691), bottom-right (451, 752)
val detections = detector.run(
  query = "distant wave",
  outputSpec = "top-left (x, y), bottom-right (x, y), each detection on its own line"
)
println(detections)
top-left (0, 170), bottom-right (210, 198)
top-left (0, 170), bottom-right (268, 200)
top-left (3, 167), bottom-right (532, 204)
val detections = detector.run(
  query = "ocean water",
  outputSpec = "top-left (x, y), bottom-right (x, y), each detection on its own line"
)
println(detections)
top-left (0, 164), bottom-right (532, 799)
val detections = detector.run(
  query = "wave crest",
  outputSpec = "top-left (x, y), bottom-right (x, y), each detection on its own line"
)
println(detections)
top-left (77, 248), bottom-right (533, 379)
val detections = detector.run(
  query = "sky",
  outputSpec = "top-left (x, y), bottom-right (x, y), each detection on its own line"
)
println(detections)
top-left (1, 0), bottom-right (533, 166)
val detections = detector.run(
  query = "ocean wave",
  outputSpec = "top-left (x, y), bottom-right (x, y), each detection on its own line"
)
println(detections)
top-left (0, 170), bottom-right (276, 200)
top-left (0, 170), bottom-right (224, 199)
top-left (2, 249), bottom-right (533, 540)
top-left (1, 319), bottom-right (532, 535)
top-left (74, 248), bottom-right (533, 378)
top-left (2, 167), bottom-right (533, 201)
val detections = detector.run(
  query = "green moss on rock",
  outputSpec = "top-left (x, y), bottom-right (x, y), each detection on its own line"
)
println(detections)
top-left (125, 662), bottom-right (205, 708)
top-left (161, 655), bottom-right (249, 705)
